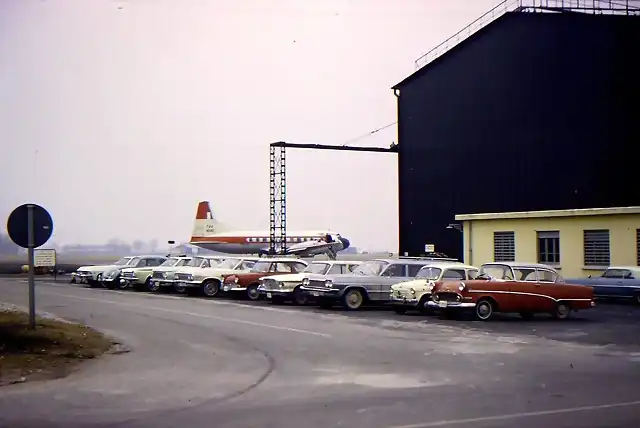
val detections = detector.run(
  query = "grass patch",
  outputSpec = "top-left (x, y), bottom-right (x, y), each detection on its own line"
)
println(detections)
top-left (0, 310), bottom-right (115, 386)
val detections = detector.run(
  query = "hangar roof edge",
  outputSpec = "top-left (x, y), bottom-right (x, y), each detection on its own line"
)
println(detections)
top-left (455, 206), bottom-right (640, 221)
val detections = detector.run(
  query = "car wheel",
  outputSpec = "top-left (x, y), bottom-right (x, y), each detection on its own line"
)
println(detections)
top-left (552, 302), bottom-right (571, 320)
top-left (393, 306), bottom-right (407, 315)
top-left (417, 295), bottom-right (432, 315)
top-left (174, 284), bottom-right (186, 293)
top-left (118, 280), bottom-right (129, 290)
top-left (202, 280), bottom-right (220, 297)
top-left (292, 286), bottom-right (308, 305)
top-left (475, 298), bottom-right (494, 321)
top-left (147, 278), bottom-right (160, 292)
top-left (246, 284), bottom-right (260, 301)
top-left (342, 289), bottom-right (364, 310)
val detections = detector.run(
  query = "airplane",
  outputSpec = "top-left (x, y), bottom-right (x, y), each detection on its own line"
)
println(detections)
top-left (189, 201), bottom-right (351, 260)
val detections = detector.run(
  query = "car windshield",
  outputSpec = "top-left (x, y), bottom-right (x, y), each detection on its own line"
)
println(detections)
top-left (216, 258), bottom-right (241, 269)
top-left (352, 261), bottom-right (388, 276)
top-left (251, 261), bottom-right (272, 272)
top-left (476, 264), bottom-right (512, 280)
top-left (304, 263), bottom-right (330, 274)
top-left (187, 257), bottom-right (204, 267)
top-left (416, 267), bottom-right (442, 280)
top-left (129, 257), bottom-right (141, 267)
top-left (602, 268), bottom-right (633, 278)
top-left (159, 258), bottom-right (179, 267)
top-left (115, 257), bottom-right (132, 266)
top-left (174, 258), bottom-right (191, 267)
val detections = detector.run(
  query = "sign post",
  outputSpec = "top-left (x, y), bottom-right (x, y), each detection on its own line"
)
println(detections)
top-left (6, 203), bottom-right (54, 329)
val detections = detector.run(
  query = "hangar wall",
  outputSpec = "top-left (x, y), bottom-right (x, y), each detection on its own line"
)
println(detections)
top-left (394, 11), bottom-right (640, 259)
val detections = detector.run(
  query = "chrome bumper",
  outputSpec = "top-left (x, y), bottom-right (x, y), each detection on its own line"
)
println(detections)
top-left (257, 285), bottom-right (294, 295)
top-left (119, 277), bottom-right (139, 285)
top-left (426, 301), bottom-right (476, 309)
top-left (390, 295), bottom-right (419, 305)
top-left (149, 279), bottom-right (175, 287)
top-left (221, 283), bottom-right (246, 292)
top-left (298, 286), bottom-right (340, 298)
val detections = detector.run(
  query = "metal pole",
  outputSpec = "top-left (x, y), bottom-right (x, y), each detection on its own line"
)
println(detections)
top-left (27, 204), bottom-right (36, 329)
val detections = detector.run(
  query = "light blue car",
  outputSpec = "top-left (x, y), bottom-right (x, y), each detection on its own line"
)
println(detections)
top-left (565, 266), bottom-right (640, 305)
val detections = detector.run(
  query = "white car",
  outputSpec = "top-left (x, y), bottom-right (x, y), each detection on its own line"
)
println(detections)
top-left (148, 255), bottom-right (194, 292)
top-left (175, 256), bottom-right (260, 297)
top-left (258, 260), bottom-right (362, 305)
top-left (171, 255), bottom-right (228, 293)
top-left (73, 256), bottom-right (137, 287)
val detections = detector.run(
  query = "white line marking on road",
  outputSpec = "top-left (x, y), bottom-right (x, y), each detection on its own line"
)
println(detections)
top-left (38, 290), bottom-right (332, 338)
top-left (387, 400), bottom-right (640, 428)
top-left (28, 281), bottom-right (304, 313)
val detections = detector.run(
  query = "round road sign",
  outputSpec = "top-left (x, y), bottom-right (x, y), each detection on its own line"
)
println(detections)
top-left (6, 203), bottom-right (53, 249)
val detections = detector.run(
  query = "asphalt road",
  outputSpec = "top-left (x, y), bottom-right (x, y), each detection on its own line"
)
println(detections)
top-left (0, 278), bottom-right (639, 428)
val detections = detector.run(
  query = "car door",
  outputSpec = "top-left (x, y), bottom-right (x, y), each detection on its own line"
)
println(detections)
top-left (531, 268), bottom-right (560, 312)
top-left (377, 263), bottom-right (407, 300)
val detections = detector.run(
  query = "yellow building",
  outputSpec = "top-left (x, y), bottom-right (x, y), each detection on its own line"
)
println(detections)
top-left (456, 207), bottom-right (640, 278)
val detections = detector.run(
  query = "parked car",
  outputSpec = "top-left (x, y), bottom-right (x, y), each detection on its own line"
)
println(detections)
top-left (390, 262), bottom-right (478, 314)
top-left (428, 261), bottom-right (595, 320)
top-left (221, 258), bottom-right (309, 300)
top-left (258, 260), bottom-right (362, 305)
top-left (172, 255), bottom-right (228, 293)
top-left (148, 255), bottom-right (194, 292)
top-left (177, 256), bottom-right (259, 297)
top-left (73, 256), bottom-right (137, 287)
top-left (299, 257), bottom-right (452, 310)
top-left (118, 256), bottom-right (169, 290)
top-left (564, 266), bottom-right (640, 305)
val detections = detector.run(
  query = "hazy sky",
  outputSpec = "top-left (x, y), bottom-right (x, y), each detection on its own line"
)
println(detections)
top-left (0, 0), bottom-right (497, 251)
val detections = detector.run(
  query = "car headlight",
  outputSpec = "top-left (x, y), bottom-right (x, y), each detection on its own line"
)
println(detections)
top-left (458, 282), bottom-right (466, 291)
top-left (410, 288), bottom-right (416, 295)
top-left (302, 278), bottom-right (310, 286)
top-left (325, 279), bottom-right (333, 288)
top-left (234, 276), bottom-right (239, 284)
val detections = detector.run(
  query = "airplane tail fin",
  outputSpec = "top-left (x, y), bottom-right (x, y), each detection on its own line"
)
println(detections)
top-left (191, 201), bottom-right (232, 239)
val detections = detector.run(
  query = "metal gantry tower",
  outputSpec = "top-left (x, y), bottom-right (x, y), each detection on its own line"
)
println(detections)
top-left (269, 143), bottom-right (287, 255)
top-left (268, 141), bottom-right (398, 256)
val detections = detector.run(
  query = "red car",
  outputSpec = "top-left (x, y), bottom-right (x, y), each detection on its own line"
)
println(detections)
top-left (222, 258), bottom-right (308, 300)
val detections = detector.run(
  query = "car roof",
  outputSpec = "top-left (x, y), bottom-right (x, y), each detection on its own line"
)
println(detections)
top-left (374, 258), bottom-right (447, 265)
top-left (606, 266), bottom-right (640, 273)
top-left (482, 261), bottom-right (558, 271)
top-left (419, 262), bottom-right (477, 270)
top-left (310, 260), bottom-right (362, 265)
top-left (255, 257), bottom-right (309, 264)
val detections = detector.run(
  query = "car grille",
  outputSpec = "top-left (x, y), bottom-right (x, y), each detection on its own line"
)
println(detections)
top-left (394, 290), bottom-right (413, 299)
top-left (152, 271), bottom-right (165, 280)
top-left (122, 271), bottom-right (135, 279)
top-left (435, 292), bottom-right (462, 303)
top-left (308, 279), bottom-right (328, 289)
top-left (262, 279), bottom-right (280, 290)
top-left (175, 273), bottom-right (191, 281)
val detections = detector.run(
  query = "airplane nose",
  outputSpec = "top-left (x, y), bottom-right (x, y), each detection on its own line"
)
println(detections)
top-left (339, 236), bottom-right (350, 250)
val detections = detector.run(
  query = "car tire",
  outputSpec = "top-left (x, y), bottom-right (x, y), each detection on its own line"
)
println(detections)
top-left (342, 288), bottom-right (364, 310)
top-left (174, 284), bottom-right (186, 294)
top-left (202, 279), bottom-right (220, 297)
top-left (475, 298), bottom-right (494, 321)
top-left (292, 286), bottom-right (308, 305)
top-left (147, 278), bottom-right (160, 292)
top-left (393, 306), bottom-right (407, 315)
top-left (552, 302), bottom-right (571, 320)
top-left (417, 295), bottom-right (431, 315)
top-left (246, 284), bottom-right (260, 301)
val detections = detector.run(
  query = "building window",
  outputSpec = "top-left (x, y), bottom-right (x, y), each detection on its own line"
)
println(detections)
top-left (493, 231), bottom-right (515, 262)
top-left (637, 229), bottom-right (639, 266)
top-left (583, 229), bottom-right (610, 266)
top-left (537, 231), bottom-right (560, 265)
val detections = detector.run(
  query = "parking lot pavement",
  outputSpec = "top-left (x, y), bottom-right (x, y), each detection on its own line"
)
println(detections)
top-left (0, 278), bottom-right (639, 428)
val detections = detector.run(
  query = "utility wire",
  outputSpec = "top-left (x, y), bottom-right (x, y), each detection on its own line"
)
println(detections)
top-left (341, 121), bottom-right (397, 146)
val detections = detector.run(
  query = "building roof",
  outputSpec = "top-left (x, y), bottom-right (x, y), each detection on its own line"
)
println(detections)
top-left (392, 2), bottom-right (640, 90)
top-left (455, 206), bottom-right (640, 221)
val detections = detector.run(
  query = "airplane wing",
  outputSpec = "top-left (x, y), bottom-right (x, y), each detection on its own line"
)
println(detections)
top-left (258, 239), bottom-right (333, 256)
